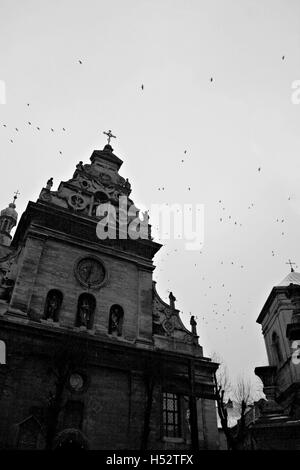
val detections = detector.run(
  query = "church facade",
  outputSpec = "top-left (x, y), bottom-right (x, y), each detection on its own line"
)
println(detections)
top-left (0, 142), bottom-right (219, 450)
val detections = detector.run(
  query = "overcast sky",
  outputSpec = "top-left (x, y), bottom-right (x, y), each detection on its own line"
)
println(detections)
top-left (1, 0), bottom-right (300, 390)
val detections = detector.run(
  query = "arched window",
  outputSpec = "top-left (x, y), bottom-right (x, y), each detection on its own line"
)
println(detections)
top-left (2, 219), bottom-right (9, 232)
top-left (272, 331), bottom-right (283, 363)
top-left (108, 305), bottom-right (124, 336)
top-left (44, 290), bottom-right (63, 322)
top-left (0, 340), bottom-right (6, 364)
top-left (76, 293), bottom-right (96, 329)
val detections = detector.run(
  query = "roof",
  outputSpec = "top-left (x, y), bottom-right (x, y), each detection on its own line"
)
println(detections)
top-left (277, 271), bottom-right (300, 287)
top-left (256, 271), bottom-right (300, 324)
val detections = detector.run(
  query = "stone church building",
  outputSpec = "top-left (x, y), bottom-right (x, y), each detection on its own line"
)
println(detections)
top-left (0, 141), bottom-right (219, 450)
top-left (241, 269), bottom-right (300, 449)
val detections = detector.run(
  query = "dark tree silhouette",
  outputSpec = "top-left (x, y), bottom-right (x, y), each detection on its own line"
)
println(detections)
top-left (44, 335), bottom-right (89, 449)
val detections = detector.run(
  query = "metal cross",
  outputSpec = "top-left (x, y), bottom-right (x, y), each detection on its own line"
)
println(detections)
top-left (13, 190), bottom-right (20, 203)
top-left (103, 129), bottom-right (116, 145)
top-left (286, 259), bottom-right (296, 272)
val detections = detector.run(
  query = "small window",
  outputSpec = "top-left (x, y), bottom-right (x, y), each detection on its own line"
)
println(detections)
top-left (2, 220), bottom-right (9, 232)
top-left (0, 340), bottom-right (6, 364)
top-left (162, 392), bottom-right (181, 438)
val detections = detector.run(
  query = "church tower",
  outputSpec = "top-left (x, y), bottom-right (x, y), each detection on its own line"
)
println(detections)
top-left (255, 267), bottom-right (300, 415)
top-left (239, 266), bottom-right (300, 449)
top-left (0, 139), bottom-right (219, 450)
top-left (0, 193), bottom-right (18, 247)
top-left (246, 265), bottom-right (300, 449)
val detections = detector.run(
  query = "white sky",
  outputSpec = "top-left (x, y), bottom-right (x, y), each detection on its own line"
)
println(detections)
top-left (1, 0), bottom-right (300, 389)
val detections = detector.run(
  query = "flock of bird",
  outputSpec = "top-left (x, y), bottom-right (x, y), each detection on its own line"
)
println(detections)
top-left (2, 114), bottom-right (67, 152)
top-left (151, 124), bottom-right (295, 338)
top-left (0, 55), bottom-right (295, 343)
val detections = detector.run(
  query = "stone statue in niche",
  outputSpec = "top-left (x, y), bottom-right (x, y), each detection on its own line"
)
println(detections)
top-left (77, 294), bottom-right (95, 329)
top-left (44, 290), bottom-right (62, 322)
top-left (108, 305), bottom-right (123, 336)
top-left (79, 299), bottom-right (90, 327)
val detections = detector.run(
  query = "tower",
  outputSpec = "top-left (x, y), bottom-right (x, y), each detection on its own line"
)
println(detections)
top-left (255, 269), bottom-right (300, 412)
top-left (0, 193), bottom-right (18, 247)
top-left (0, 193), bottom-right (19, 294)
top-left (249, 268), bottom-right (300, 449)
top-left (0, 140), bottom-right (219, 450)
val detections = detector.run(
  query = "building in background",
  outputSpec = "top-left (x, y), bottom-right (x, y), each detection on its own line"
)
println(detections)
top-left (0, 141), bottom-right (219, 450)
top-left (241, 269), bottom-right (300, 449)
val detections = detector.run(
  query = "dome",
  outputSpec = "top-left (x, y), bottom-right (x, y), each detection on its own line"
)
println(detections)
top-left (0, 202), bottom-right (18, 221)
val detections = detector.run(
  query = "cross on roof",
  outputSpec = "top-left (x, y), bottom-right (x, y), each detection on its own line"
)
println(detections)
top-left (13, 190), bottom-right (20, 203)
top-left (103, 129), bottom-right (116, 145)
top-left (286, 259), bottom-right (296, 272)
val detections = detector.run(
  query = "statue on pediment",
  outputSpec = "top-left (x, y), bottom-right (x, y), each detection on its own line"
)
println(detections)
top-left (46, 178), bottom-right (53, 190)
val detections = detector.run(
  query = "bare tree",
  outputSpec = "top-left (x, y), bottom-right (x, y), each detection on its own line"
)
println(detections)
top-left (44, 335), bottom-right (89, 449)
top-left (212, 354), bottom-right (236, 450)
top-left (141, 356), bottom-right (161, 451)
top-left (233, 375), bottom-right (253, 446)
top-left (213, 354), bottom-right (261, 450)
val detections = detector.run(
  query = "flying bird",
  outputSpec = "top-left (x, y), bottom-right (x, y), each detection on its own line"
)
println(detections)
top-left (141, 84), bottom-right (144, 90)
top-left (78, 60), bottom-right (83, 64)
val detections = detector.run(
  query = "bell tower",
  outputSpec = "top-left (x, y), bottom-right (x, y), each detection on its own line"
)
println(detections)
top-left (0, 192), bottom-right (19, 247)
top-left (255, 268), bottom-right (300, 416)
